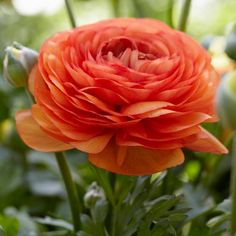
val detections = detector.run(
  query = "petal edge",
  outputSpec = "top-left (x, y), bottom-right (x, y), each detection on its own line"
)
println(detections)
top-left (89, 141), bottom-right (184, 176)
top-left (16, 109), bottom-right (72, 152)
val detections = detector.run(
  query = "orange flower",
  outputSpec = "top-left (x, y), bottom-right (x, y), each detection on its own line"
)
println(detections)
top-left (16, 18), bottom-right (227, 175)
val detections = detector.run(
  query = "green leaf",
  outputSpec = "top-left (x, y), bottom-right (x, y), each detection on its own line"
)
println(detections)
top-left (114, 175), bottom-right (135, 206)
top-left (4, 208), bottom-right (37, 236)
top-left (183, 184), bottom-right (215, 221)
top-left (138, 195), bottom-right (188, 235)
top-left (77, 232), bottom-right (93, 236)
top-left (207, 198), bottom-right (231, 234)
top-left (27, 170), bottom-right (64, 197)
top-left (34, 216), bottom-right (73, 231)
top-left (216, 199), bottom-right (231, 213)
top-left (0, 148), bottom-right (25, 210)
top-left (0, 215), bottom-right (19, 236)
top-left (129, 176), bottom-right (150, 204)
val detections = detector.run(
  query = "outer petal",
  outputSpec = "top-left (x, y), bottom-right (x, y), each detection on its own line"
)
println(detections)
top-left (16, 110), bottom-right (72, 152)
top-left (185, 127), bottom-right (228, 154)
top-left (89, 141), bottom-right (184, 176)
top-left (28, 65), bottom-right (38, 95)
top-left (71, 133), bottom-right (113, 154)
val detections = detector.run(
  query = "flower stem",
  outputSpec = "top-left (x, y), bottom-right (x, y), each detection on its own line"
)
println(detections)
top-left (55, 152), bottom-right (81, 233)
top-left (111, 0), bottom-right (119, 17)
top-left (64, 0), bottom-right (77, 28)
top-left (177, 0), bottom-right (192, 32)
top-left (111, 206), bottom-right (118, 236)
top-left (167, 0), bottom-right (174, 28)
top-left (231, 133), bottom-right (236, 235)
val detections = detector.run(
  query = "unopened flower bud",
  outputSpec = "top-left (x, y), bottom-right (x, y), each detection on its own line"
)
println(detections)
top-left (3, 42), bottom-right (38, 87)
top-left (201, 35), bottom-right (215, 50)
top-left (225, 22), bottom-right (236, 61)
top-left (216, 72), bottom-right (236, 130)
top-left (84, 182), bottom-right (105, 208)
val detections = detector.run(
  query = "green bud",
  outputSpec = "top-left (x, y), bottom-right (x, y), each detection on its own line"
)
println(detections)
top-left (84, 182), bottom-right (105, 208)
top-left (225, 22), bottom-right (236, 61)
top-left (201, 35), bottom-right (215, 50)
top-left (216, 72), bottom-right (236, 130)
top-left (3, 42), bottom-right (38, 87)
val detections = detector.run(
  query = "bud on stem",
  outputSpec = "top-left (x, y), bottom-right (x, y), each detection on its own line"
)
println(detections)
top-left (3, 42), bottom-right (38, 88)
top-left (216, 72), bottom-right (236, 130)
top-left (225, 22), bottom-right (236, 61)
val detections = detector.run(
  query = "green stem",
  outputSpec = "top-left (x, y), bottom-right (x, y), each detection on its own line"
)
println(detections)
top-left (167, 0), bottom-right (174, 28)
top-left (55, 152), bottom-right (81, 233)
top-left (64, 0), bottom-right (77, 28)
top-left (25, 88), bottom-right (35, 104)
top-left (231, 133), bottom-right (236, 235)
top-left (111, 0), bottom-right (119, 17)
top-left (177, 0), bottom-right (192, 32)
top-left (111, 206), bottom-right (118, 236)
top-left (132, 0), bottom-right (145, 18)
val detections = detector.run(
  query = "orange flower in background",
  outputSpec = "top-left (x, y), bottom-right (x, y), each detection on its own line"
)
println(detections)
top-left (16, 18), bottom-right (227, 175)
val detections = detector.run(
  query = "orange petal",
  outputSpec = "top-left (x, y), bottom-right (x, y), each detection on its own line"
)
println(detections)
top-left (89, 141), bottom-right (184, 176)
top-left (185, 127), bottom-right (228, 154)
top-left (71, 133), bottom-right (113, 154)
top-left (28, 65), bottom-right (39, 95)
top-left (121, 101), bottom-right (172, 116)
top-left (16, 110), bottom-right (72, 152)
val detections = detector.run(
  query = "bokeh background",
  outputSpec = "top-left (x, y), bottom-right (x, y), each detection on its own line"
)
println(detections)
top-left (0, 0), bottom-right (236, 235)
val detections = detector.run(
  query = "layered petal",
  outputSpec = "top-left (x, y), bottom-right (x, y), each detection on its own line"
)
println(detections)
top-left (89, 140), bottom-right (184, 175)
top-left (71, 133), bottom-right (113, 154)
top-left (16, 110), bottom-right (72, 152)
top-left (185, 128), bottom-right (228, 154)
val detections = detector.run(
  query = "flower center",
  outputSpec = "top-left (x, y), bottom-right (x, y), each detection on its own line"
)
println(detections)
top-left (100, 37), bottom-right (157, 69)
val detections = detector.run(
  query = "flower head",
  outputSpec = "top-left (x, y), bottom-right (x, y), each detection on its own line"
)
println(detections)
top-left (16, 18), bottom-right (227, 175)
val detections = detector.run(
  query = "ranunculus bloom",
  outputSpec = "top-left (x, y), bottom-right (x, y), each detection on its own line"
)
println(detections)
top-left (16, 18), bottom-right (227, 175)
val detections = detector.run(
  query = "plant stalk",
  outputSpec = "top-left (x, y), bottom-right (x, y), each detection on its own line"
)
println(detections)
top-left (55, 152), bottom-right (81, 233)
top-left (64, 0), bottom-right (77, 28)
top-left (177, 0), bottom-right (192, 32)
top-left (231, 133), bottom-right (236, 235)
top-left (111, 0), bottom-right (119, 17)
top-left (167, 0), bottom-right (174, 28)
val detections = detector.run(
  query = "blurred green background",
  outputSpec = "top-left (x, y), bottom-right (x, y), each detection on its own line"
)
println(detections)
top-left (0, 0), bottom-right (236, 235)
top-left (1, 0), bottom-right (236, 51)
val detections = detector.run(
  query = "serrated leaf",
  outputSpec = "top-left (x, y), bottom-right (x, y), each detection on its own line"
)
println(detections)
top-left (137, 195), bottom-right (186, 236)
top-left (144, 195), bottom-right (183, 218)
top-left (169, 213), bottom-right (188, 223)
top-left (206, 197), bottom-right (232, 235)
top-left (216, 199), bottom-right (231, 213)
top-left (4, 208), bottom-right (37, 236)
top-left (80, 213), bottom-right (107, 236)
top-left (28, 172), bottom-right (64, 197)
top-left (34, 216), bottom-right (73, 231)
top-left (115, 175), bottom-right (135, 206)
top-left (207, 213), bottom-right (230, 228)
top-left (183, 184), bottom-right (215, 221)
top-left (77, 231), bottom-right (93, 236)
top-left (129, 177), bottom-right (150, 204)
